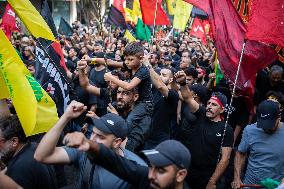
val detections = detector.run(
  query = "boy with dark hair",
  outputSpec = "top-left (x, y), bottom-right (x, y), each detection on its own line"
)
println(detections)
top-left (104, 42), bottom-right (153, 152)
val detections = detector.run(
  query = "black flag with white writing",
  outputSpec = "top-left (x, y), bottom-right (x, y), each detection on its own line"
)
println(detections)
top-left (34, 42), bottom-right (71, 116)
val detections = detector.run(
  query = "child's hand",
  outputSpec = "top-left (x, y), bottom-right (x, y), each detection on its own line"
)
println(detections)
top-left (104, 72), bottom-right (113, 81)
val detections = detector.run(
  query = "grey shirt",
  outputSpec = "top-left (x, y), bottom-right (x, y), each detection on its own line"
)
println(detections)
top-left (238, 123), bottom-right (284, 184)
top-left (64, 146), bottom-right (146, 189)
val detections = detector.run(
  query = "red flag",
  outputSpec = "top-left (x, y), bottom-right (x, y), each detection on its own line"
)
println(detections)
top-left (139, 0), bottom-right (170, 26)
top-left (0, 4), bottom-right (19, 39)
top-left (246, 0), bottom-right (284, 47)
top-left (51, 42), bottom-right (67, 71)
top-left (113, 0), bottom-right (125, 14)
top-left (190, 18), bottom-right (207, 45)
top-left (183, 0), bottom-right (278, 88)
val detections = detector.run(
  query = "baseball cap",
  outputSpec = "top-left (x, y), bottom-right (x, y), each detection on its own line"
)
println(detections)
top-left (210, 92), bottom-right (227, 109)
top-left (257, 100), bottom-right (280, 129)
top-left (142, 140), bottom-right (191, 169)
top-left (92, 113), bottom-right (128, 140)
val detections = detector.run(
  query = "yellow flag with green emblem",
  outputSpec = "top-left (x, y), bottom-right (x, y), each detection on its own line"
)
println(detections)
top-left (0, 73), bottom-right (9, 99)
top-left (166, 0), bottom-right (177, 15)
top-left (0, 29), bottom-right (58, 136)
top-left (7, 0), bottom-right (55, 41)
top-left (173, 0), bottom-right (193, 31)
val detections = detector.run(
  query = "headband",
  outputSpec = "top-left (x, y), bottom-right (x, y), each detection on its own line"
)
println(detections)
top-left (210, 96), bottom-right (224, 109)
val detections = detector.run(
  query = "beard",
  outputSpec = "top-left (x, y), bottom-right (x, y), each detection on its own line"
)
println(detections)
top-left (0, 149), bottom-right (14, 164)
top-left (149, 176), bottom-right (177, 189)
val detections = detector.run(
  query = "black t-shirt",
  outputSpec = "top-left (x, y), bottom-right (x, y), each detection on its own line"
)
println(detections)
top-left (6, 143), bottom-right (58, 189)
top-left (176, 102), bottom-right (198, 147)
top-left (132, 65), bottom-right (153, 102)
top-left (188, 106), bottom-right (233, 170)
top-left (147, 89), bottom-right (179, 140)
top-left (89, 67), bottom-right (108, 114)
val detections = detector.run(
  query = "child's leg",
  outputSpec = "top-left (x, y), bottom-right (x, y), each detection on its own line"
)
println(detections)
top-left (126, 102), bottom-right (153, 152)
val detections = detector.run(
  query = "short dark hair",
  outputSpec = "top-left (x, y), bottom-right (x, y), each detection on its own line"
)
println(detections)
top-left (123, 42), bottom-right (144, 57)
top-left (185, 68), bottom-right (198, 79)
top-left (111, 70), bottom-right (125, 80)
top-left (0, 115), bottom-right (27, 143)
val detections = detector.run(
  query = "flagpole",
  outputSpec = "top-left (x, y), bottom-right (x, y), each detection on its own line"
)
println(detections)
top-left (152, 0), bottom-right (159, 39)
top-left (217, 41), bottom-right (246, 161)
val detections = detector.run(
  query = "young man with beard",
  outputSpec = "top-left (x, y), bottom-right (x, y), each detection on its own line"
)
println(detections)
top-left (232, 100), bottom-right (284, 189)
top-left (143, 57), bottom-right (179, 149)
top-left (62, 131), bottom-right (191, 189)
top-left (34, 101), bottom-right (146, 189)
top-left (0, 116), bottom-right (58, 189)
top-left (175, 71), bottom-right (233, 189)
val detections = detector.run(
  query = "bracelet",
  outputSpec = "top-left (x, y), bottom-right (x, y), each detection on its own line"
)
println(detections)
top-left (90, 58), bottom-right (96, 65)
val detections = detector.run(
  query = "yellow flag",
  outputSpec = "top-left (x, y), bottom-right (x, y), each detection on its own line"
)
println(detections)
top-left (7, 0), bottom-right (55, 41)
top-left (0, 29), bottom-right (58, 136)
top-left (132, 0), bottom-right (142, 18)
top-left (124, 30), bottom-right (136, 42)
top-left (173, 0), bottom-right (193, 31)
top-left (124, 8), bottom-right (135, 23)
top-left (167, 0), bottom-right (177, 15)
top-left (0, 73), bottom-right (9, 99)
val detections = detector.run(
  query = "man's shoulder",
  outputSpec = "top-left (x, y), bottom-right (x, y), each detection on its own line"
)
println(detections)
top-left (123, 149), bottom-right (147, 166)
top-left (243, 123), bottom-right (258, 133)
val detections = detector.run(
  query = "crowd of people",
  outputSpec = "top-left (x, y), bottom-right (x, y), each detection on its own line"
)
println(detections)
top-left (1, 20), bottom-right (284, 189)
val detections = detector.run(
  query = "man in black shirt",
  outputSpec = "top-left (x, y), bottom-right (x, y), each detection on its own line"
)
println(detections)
top-left (63, 131), bottom-right (191, 189)
top-left (143, 59), bottom-right (179, 149)
top-left (175, 71), bottom-right (233, 189)
top-left (0, 115), bottom-right (57, 189)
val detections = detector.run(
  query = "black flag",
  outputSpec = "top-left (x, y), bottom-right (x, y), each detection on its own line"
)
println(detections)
top-left (106, 5), bottom-right (127, 29)
top-left (34, 41), bottom-right (71, 116)
top-left (58, 17), bottom-right (73, 36)
top-left (41, 0), bottom-right (58, 37)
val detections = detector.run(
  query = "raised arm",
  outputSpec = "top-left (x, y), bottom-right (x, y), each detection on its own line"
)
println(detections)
top-left (77, 61), bottom-right (101, 96)
top-left (174, 71), bottom-right (199, 113)
top-left (143, 60), bottom-right (169, 97)
top-left (104, 72), bottom-right (141, 91)
top-left (82, 56), bottom-right (124, 68)
top-left (34, 101), bottom-right (87, 164)
top-left (63, 132), bottom-right (149, 187)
